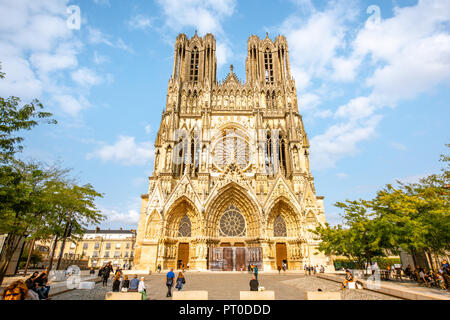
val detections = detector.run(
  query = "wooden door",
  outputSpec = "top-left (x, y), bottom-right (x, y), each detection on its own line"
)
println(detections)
top-left (223, 248), bottom-right (233, 271)
top-left (177, 243), bottom-right (189, 269)
top-left (235, 247), bottom-right (246, 271)
top-left (276, 243), bottom-right (287, 269)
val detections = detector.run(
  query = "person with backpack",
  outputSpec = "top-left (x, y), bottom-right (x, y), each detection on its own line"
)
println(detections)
top-left (166, 268), bottom-right (175, 297)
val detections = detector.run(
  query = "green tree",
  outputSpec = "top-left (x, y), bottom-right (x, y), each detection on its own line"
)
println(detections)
top-left (313, 199), bottom-right (392, 273)
top-left (372, 145), bottom-right (450, 269)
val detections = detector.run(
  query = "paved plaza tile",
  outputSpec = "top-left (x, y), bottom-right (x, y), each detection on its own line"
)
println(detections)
top-left (52, 272), bottom-right (400, 300)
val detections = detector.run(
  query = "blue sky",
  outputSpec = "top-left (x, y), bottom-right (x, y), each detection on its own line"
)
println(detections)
top-left (0, 0), bottom-right (448, 229)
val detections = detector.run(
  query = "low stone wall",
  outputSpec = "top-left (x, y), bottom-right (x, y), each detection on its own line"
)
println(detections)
top-left (105, 291), bottom-right (142, 300)
top-left (240, 291), bottom-right (275, 300)
top-left (172, 291), bottom-right (208, 300)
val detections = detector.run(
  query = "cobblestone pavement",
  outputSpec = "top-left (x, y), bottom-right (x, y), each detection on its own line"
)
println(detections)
top-left (52, 272), bottom-right (400, 300)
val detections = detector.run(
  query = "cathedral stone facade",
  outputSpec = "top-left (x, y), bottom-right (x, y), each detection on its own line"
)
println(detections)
top-left (134, 32), bottom-right (331, 271)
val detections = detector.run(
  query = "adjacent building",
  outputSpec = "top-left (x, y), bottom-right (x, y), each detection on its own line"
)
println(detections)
top-left (40, 228), bottom-right (136, 269)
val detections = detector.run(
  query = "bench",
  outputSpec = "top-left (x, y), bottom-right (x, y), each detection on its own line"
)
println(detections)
top-left (240, 291), bottom-right (275, 300)
top-left (105, 291), bottom-right (143, 300)
top-left (305, 291), bottom-right (342, 300)
top-left (172, 291), bottom-right (208, 300)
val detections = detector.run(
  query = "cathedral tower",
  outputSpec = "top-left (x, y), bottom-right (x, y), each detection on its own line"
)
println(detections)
top-left (134, 33), bottom-right (330, 272)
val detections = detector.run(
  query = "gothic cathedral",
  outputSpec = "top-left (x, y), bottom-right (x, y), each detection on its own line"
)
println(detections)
top-left (134, 32), bottom-right (331, 271)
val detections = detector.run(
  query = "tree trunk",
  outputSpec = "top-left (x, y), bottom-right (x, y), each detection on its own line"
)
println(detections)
top-left (23, 239), bottom-right (35, 275)
top-left (56, 218), bottom-right (71, 270)
top-left (47, 235), bottom-right (59, 271)
top-left (425, 250), bottom-right (434, 271)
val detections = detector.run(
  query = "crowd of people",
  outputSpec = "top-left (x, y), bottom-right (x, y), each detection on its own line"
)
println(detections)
top-left (304, 265), bottom-right (325, 275)
top-left (402, 261), bottom-right (450, 290)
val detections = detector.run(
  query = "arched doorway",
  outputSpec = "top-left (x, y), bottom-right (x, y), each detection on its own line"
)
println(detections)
top-left (267, 198), bottom-right (302, 270)
top-left (205, 183), bottom-right (262, 271)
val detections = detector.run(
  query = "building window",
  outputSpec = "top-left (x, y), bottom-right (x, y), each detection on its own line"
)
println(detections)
top-left (83, 243), bottom-right (88, 249)
top-left (116, 243), bottom-right (121, 249)
top-left (94, 242), bottom-right (100, 249)
top-left (93, 251), bottom-right (98, 258)
top-left (178, 215), bottom-right (192, 237)
top-left (264, 48), bottom-right (274, 84)
top-left (190, 47), bottom-right (199, 82)
top-left (219, 204), bottom-right (246, 237)
top-left (70, 243), bottom-right (76, 249)
top-left (124, 252), bottom-right (129, 258)
top-left (104, 251), bottom-right (110, 258)
top-left (106, 243), bottom-right (111, 249)
top-left (114, 251), bottom-right (120, 258)
top-left (126, 243), bottom-right (130, 249)
top-left (274, 215), bottom-right (287, 237)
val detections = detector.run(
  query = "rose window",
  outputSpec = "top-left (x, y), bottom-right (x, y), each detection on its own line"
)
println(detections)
top-left (211, 133), bottom-right (251, 171)
top-left (219, 205), bottom-right (246, 237)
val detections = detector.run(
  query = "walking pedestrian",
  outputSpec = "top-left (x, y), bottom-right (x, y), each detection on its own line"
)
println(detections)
top-left (254, 265), bottom-right (259, 280)
top-left (102, 262), bottom-right (113, 287)
top-left (157, 264), bottom-right (161, 273)
top-left (138, 277), bottom-right (147, 300)
top-left (278, 265), bottom-right (282, 274)
top-left (166, 268), bottom-right (175, 297)
top-left (175, 272), bottom-right (186, 291)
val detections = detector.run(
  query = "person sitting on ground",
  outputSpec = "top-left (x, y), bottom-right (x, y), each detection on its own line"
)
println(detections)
top-left (25, 271), bottom-right (39, 289)
top-left (419, 268), bottom-right (428, 286)
top-left (121, 275), bottom-right (130, 291)
top-left (341, 270), bottom-right (354, 290)
top-left (175, 272), bottom-right (186, 291)
top-left (112, 268), bottom-right (122, 292)
top-left (249, 274), bottom-right (259, 291)
top-left (129, 275), bottom-right (139, 292)
top-left (35, 270), bottom-right (50, 300)
top-left (437, 272), bottom-right (446, 290)
top-left (89, 267), bottom-right (95, 275)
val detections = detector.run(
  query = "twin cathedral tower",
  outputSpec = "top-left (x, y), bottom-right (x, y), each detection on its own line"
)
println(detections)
top-left (134, 32), bottom-right (330, 271)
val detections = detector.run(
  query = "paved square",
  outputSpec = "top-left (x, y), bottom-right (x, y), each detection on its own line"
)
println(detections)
top-left (52, 272), bottom-right (399, 300)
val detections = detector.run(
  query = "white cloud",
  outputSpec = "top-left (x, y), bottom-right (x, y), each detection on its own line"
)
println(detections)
top-left (128, 14), bottom-right (152, 30)
top-left (354, 0), bottom-right (450, 106)
top-left (101, 208), bottom-right (140, 226)
top-left (71, 67), bottom-right (103, 87)
top-left (0, 1), bottom-right (108, 118)
top-left (52, 94), bottom-right (91, 117)
top-left (93, 51), bottom-right (109, 64)
top-left (310, 115), bottom-right (382, 169)
top-left (157, 0), bottom-right (236, 35)
top-left (156, 0), bottom-right (236, 69)
top-left (283, 0), bottom-right (450, 169)
top-left (145, 125), bottom-right (151, 134)
top-left (87, 136), bottom-right (155, 166)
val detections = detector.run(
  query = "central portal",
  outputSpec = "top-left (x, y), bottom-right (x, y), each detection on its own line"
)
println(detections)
top-left (208, 246), bottom-right (262, 271)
